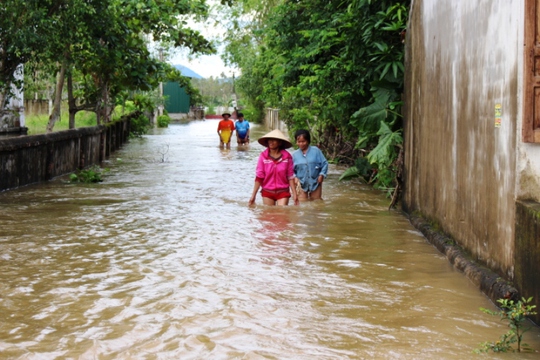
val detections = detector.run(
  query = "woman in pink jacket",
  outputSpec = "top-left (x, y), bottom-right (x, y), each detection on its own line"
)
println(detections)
top-left (248, 129), bottom-right (299, 206)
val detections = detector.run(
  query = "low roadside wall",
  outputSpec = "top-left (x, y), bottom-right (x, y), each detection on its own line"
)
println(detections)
top-left (0, 116), bottom-right (131, 192)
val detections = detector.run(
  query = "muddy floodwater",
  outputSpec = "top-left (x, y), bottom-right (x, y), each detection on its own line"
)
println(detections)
top-left (1, 120), bottom-right (539, 359)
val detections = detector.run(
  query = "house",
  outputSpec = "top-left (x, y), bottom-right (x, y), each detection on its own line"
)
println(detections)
top-left (0, 65), bottom-right (26, 136)
top-left (403, 0), bottom-right (540, 322)
top-left (163, 65), bottom-right (203, 118)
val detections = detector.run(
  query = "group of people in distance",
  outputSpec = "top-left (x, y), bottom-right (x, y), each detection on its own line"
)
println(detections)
top-left (217, 112), bottom-right (250, 149)
top-left (216, 112), bottom-right (329, 206)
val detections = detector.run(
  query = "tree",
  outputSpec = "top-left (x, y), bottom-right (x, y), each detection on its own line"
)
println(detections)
top-left (192, 76), bottom-right (234, 109)
top-left (218, 0), bottom-right (281, 122)
top-left (44, 0), bottom-right (216, 131)
top-left (2, 0), bottom-right (221, 131)
top-left (221, 0), bottom-right (409, 193)
top-left (0, 0), bottom-right (61, 110)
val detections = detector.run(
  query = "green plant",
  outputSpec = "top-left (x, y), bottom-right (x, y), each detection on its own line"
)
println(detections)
top-left (123, 100), bottom-right (138, 113)
top-left (74, 110), bottom-right (97, 127)
top-left (133, 93), bottom-right (156, 113)
top-left (130, 113), bottom-right (150, 138)
top-left (476, 297), bottom-right (537, 353)
top-left (349, 82), bottom-right (404, 193)
top-left (157, 114), bottom-right (170, 128)
top-left (69, 166), bottom-right (108, 183)
top-left (339, 157), bottom-right (372, 183)
top-left (238, 106), bottom-right (262, 124)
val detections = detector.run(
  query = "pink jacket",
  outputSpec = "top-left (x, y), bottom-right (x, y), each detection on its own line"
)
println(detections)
top-left (255, 148), bottom-right (295, 191)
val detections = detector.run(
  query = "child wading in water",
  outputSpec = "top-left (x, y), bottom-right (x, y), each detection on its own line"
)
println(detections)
top-left (235, 112), bottom-right (250, 145)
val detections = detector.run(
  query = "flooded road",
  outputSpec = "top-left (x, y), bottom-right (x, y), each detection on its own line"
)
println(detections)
top-left (1, 120), bottom-right (539, 359)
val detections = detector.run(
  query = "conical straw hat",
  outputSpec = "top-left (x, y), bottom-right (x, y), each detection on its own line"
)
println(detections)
top-left (257, 129), bottom-right (293, 149)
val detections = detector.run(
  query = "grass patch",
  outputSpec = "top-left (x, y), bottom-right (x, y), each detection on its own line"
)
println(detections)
top-left (24, 105), bottom-right (133, 135)
top-left (25, 111), bottom-right (97, 135)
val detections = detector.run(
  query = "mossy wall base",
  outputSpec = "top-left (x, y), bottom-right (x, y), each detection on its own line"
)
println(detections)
top-left (515, 200), bottom-right (540, 324)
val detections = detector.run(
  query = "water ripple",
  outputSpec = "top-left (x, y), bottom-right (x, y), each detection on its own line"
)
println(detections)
top-left (0, 122), bottom-right (539, 359)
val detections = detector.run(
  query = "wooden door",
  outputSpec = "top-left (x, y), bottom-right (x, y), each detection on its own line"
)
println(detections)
top-left (524, 0), bottom-right (540, 142)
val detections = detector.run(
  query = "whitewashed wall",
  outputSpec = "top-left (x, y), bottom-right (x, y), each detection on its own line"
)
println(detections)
top-left (404, 0), bottom-right (524, 277)
top-left (7, 65), bottom-right (25, 127)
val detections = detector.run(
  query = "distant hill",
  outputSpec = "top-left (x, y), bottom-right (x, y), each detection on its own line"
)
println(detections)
top-left (173, 64), bottom-right (204, 79)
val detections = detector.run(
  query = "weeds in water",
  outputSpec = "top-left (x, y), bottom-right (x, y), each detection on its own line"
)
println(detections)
top-left (69, 166), bottom-right (109, 183)
top-left (142, 143), bottom-right (170, 163)
top-left (476, 297), bottom-right (537, 353)
top-left (156, 143), bottom-right (170, 163)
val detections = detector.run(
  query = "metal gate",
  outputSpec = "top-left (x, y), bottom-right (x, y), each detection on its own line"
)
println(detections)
top-left (163, 82), bottom-right (190, 113)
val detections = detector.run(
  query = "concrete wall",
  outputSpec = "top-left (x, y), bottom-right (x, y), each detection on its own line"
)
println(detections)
top-left (24, 99), bottom-right (50, 116)
top-left (403, 0), bottom-right (522, 277)
top-left (518, 143), bottom-right (540, 202)
top-left (0, 116), bottom-right (131, 192)
top-left (0, 65), bottom-right (25, 131)
top-left (404, 0), bottom-right (540, 319)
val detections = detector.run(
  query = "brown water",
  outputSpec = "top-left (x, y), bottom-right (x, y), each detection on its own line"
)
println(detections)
top-left (1, 120), bottom-right (539, 359)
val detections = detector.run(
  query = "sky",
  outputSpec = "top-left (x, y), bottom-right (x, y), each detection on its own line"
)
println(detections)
top-left (168, 51), bottom-right (237, 79)
top-left (167, 3), bottom-right (239, 79)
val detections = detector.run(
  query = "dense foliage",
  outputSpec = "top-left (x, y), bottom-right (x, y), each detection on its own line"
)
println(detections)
top-left (2, 0), bottom-right (219, 131)
top-left (157, 114), bottom-right (171, 128)
top-left (222, 0), bottom-right (409, 195)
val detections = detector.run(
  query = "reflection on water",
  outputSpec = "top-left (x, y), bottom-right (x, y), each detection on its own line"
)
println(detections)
top-left (0, 120), bottom-right (539, 359)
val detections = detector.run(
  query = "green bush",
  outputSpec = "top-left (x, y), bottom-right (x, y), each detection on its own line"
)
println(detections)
top-left (123, 100), bottom-right (137, 113)
top-left (133, 93), bottom-right (155, 113)
top-left (130, 113), bottom-right (150, 137)
top-left (69, 166), bottom-right (109, 183)
top-left (112, 102), bottom-right (136, 120)
top-left (157, 114), bottom-right (171, 128)
top-left (237, 107), bottom-right (262, 124)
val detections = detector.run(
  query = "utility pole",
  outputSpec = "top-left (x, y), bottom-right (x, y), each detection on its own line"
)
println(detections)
top-left (232, 72), bottom-right (237, 118)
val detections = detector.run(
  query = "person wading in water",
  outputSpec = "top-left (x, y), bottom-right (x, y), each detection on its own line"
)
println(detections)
top-left (249, 129), bottom-right (299, 206)
top-left (217, 113), bottom-right (235, 149)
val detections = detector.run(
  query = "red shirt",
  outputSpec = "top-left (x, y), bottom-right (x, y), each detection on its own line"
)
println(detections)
top-left (217, 119), bottom-right (235, 132)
